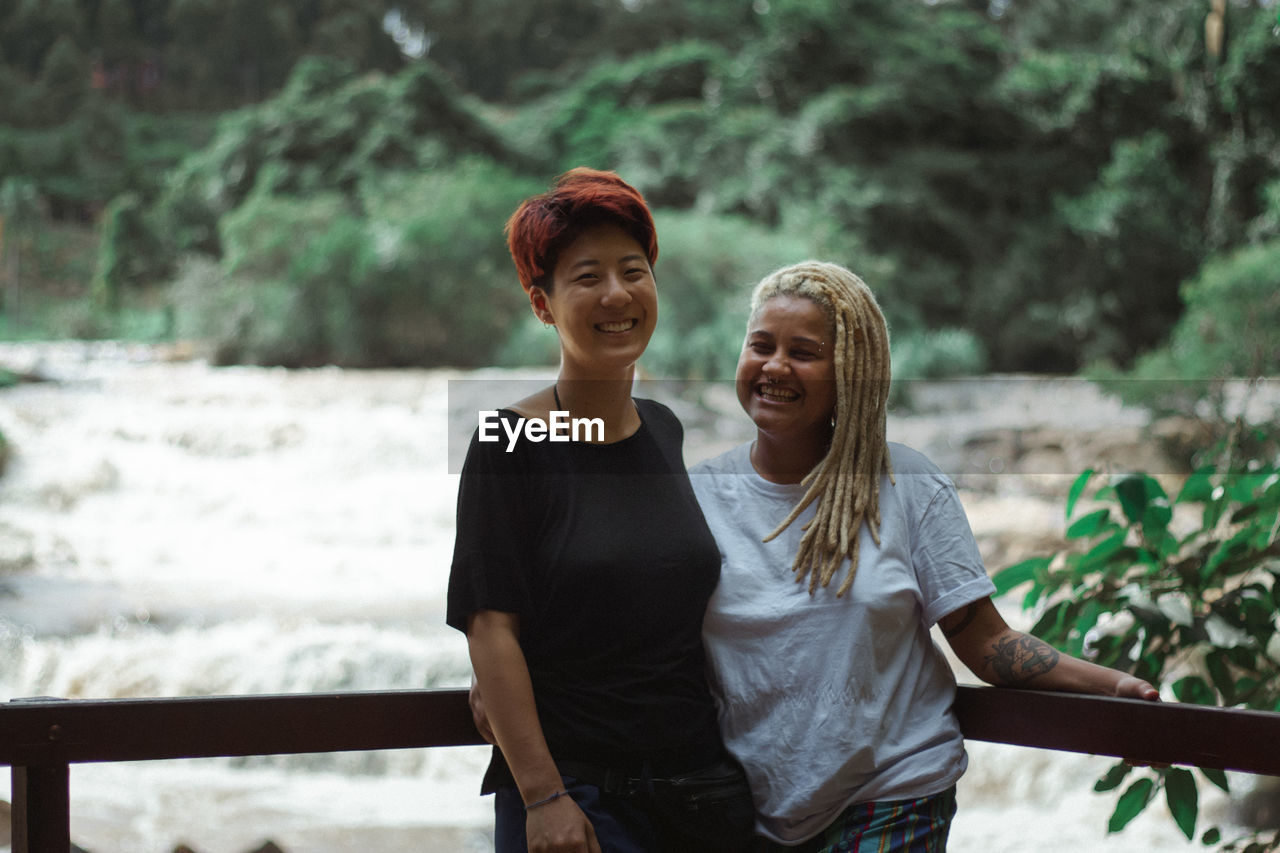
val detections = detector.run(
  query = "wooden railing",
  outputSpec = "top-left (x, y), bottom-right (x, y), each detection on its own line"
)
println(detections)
top-left (4, 686), bottom-right (1280, 852)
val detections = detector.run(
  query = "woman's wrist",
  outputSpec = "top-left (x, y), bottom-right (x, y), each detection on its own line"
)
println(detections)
top-left (525, 788), bottom-right (569, 810)
top-left (514, 764), bottom-right (570, 810)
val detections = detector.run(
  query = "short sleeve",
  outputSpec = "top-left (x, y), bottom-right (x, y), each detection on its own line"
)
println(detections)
top-left (445, 420), bottom-right (536, 632)
top-left (911, 481), bottom-right (997, 627)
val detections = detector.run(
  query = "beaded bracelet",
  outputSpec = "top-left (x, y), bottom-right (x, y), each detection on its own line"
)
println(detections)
top-left (525, 789), bottom-right (568, 811)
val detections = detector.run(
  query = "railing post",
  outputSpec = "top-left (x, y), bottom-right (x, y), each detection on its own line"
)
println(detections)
top-left (11, 762), bottom-right (71, 853)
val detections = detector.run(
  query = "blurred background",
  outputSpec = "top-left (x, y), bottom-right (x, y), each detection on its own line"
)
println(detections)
top-left (0, 0), bottom-right (1276, 384)
top-left (1, 1), bottom-right (1279, 851)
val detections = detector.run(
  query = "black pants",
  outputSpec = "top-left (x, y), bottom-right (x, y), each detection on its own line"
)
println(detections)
top-left (494, 772), bottom-right (756, 853)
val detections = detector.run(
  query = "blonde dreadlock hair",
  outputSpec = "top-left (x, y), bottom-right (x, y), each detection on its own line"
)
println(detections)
top-left (752, 261), bottom-right (893, 597)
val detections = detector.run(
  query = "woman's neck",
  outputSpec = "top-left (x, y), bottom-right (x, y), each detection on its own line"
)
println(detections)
top-left (555, 366), bottom-right (639, 443)
top-left (750, 428), bottom-right (831, 484)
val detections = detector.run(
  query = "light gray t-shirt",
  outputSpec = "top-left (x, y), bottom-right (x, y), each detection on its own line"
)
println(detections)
top-left (690, 441), bottom-right (995, 844)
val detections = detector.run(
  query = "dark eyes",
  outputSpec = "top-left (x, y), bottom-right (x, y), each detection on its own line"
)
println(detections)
top-left (747, 341), bottom-right (818, 359)
top-left (572, 267), bottom-right (647, 283)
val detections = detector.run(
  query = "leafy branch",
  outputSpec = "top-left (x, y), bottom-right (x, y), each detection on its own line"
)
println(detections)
top-left (993, 424), bottom-right (1280, 849)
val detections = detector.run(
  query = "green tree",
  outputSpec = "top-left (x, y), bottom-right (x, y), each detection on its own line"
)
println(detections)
top-left (37, 35), bottom-right (90, 123)
top-left (0, 0), bottom-right (83, 81)
top-left (543, 40), bottom-right (734, 185)
top-left (92, 191), bottom-right (168, 309)
top-left (170, 158), bottom-right (540, 367)
top-left (1115, 240), bottom-right (1280, 418)
top-left (0, 177), bottom-right (41, 328)
top-left (640, 209), bottom-right (816, 380)
top-left (391, 0), bottom-right (609, 101)
top-left (141, 55), bottom-right (533, 275)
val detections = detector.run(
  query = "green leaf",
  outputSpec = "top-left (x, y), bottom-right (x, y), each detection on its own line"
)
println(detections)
top-left (1115, 475), bottom-right (1150, 526)
top-left (1177, 467), bottom-right (1216, 504)
top-left (1264, 471), bottom-right (1280, 503)
top-left (1206, 651), bottom-right (1236, 704)
top-left (1067, 468), bottom-right (1095, 519)
top-left (1202, 528), bottom-right (1255, 580)
top-left (1149, 529), bottom-right (1180, 560)
top-left (1108, 777), bottom-right (1155, 833)
top-left (1070, 599), bottom-right (1102, 656)
top-left (1255, 509), bottom-right (1279, 544)
top-left (1234, 676), bottom-right (1260, 701)
top-left (1094, 760), bottom-right (1132, 792)
top-left (1165, 767), bottom-right (1199, 840)
top-left (1031, 600), bottom-right (1072, 644)
top-left (1240, 591), bottom-right (1274, 635)
top-left (1200, 767), bottom-right (1230, 793)
top-left (1172, 676), bottom-right (1216, 705)
top-left (1243, 509), bottom-right (1279, 550)
top-left (1144, 475), bottom-right (1169, 503)
top-left (992, 557), bottom-right (1049, 596)
top-left (1141, 498), bottom-right (1173, 541)
top-left (1067, 508), bottom-right (1114, 540)
top-left (1077, 531), bottom-right (1131, 575)
top-left (1228, 472), bottom-right (1271, 503)
top-left (1202, 496), bottom-right (1228, 530)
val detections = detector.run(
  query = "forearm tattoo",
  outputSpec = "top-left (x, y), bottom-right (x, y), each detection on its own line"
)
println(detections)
top-left (984, 634), bottom-right (1060, 686)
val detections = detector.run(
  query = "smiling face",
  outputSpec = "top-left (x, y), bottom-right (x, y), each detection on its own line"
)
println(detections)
top-left (530, 222), bottom-right (658, 378)
top-left (736, 294), bottom-right (838, 446)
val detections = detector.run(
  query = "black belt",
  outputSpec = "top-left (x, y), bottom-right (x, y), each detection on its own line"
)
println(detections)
top-left (555, 759), bottom-right (659, 795)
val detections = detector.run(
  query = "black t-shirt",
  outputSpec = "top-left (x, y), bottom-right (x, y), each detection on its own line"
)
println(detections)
top-left (447, 398), bottom-right (724, 782)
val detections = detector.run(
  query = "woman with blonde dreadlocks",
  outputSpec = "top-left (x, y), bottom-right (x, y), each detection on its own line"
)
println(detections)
top-left (689, 261), bottom-right (1158, 851)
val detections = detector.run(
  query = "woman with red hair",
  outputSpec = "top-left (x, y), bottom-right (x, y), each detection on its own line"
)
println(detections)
top-left (448, 168), bottom-right (753, 853)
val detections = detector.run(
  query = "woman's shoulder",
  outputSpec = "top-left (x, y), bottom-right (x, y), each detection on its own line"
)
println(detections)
top-left (503, 386), bottom-right (556, 420)
top-left (633, 396), bottom-right (681, 437)
top-left (633, 396), bottom-right (673, 419)
top-left (886, 442), bottom-right (958, 509)
top-left (886, 441), bottom-right (943, 475)
top-left (688, 442), bottom-right (752, 477)
top-left (886, 442), bottom-right (959, 494)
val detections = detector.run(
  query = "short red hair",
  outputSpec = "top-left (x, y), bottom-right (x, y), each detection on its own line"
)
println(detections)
top-left (505, 167), bottom-right (658, 293)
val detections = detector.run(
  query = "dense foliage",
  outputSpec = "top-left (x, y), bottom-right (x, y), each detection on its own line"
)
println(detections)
top-left (1, 0), bottom-right (1278, 376)
top-left (995, 419), bottom-right (1280, 849)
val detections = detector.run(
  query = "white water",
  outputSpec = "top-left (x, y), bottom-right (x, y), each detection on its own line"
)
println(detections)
top-left (0, 343), bottom-right (1238, 852)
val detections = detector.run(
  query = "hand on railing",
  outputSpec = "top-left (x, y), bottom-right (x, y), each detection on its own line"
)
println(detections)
top-left (1115, 675), bottom-right (1168, 768)
top-left (1113, 675), bottom-right (1160, 702)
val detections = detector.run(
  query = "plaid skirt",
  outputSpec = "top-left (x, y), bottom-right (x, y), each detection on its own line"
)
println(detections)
top-left (756, 786), bottom-right (958, 853)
